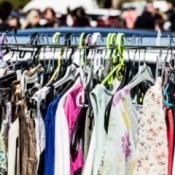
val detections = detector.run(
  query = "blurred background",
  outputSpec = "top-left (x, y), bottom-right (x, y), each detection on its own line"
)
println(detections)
top-left (0, 0), bottom-right (175, 32)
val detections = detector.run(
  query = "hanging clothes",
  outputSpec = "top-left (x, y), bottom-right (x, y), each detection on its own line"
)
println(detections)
top-left (166, 108), bottom-right (174, 175)
top-left (134, 77), bottom-right (168, 175)
top-left (100, 86), bottom-right (139, 175)
top-left (0, 31), bottom-right (175, 175)
top-left (64, 83), bottom-right (84, 174)
top-left (44, 94), bottom-right (61, 175)
top-left (54, 78), bottom-right (80, 175)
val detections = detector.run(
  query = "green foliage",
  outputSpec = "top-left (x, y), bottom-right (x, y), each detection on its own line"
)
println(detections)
top-left (167, 0), bottom-right (175, 5)
top-left (0, 0), bottom-right (30, 9)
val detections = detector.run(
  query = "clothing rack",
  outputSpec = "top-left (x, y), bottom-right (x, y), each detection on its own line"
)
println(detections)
top-left (1, 33), bottom-right (175, 48)
top-left (1, 31), bottom-right (175, 64)
top-left (1, 29), bottom-right (175, 175)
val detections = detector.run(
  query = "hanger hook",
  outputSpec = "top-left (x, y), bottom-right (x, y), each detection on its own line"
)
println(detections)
top-left (91, 32), bottom-right (103, 46)
top-left (1, 33), bottom-right (8, 44)
top-left (27, 32), bottom-right (38, 45)
top-left (52, 32), bottom-right (61, 44)
top-left (85, 34), bottom-right (92, 45)
top-left (36, 34), bottom-right (45, 44)
top-left (70, 34), bottom-right (78, 45)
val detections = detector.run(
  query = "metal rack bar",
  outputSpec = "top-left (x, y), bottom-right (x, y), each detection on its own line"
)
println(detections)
top-left (1, 34), bottom-right (174, 48)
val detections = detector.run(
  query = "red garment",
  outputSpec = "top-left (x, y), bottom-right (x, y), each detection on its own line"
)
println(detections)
top-left (166, 108), bottom-right (174, 175)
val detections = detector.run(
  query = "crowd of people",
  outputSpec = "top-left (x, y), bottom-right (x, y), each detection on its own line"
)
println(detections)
top-left (0, 1), bottom-right (175, 32)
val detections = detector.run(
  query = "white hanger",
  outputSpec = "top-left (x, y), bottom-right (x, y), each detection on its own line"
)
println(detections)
top-left (127, 49), bottom-right (155, 90)
top-left (53, 64), bottom-right (79, 89)
top-left (155, 29), bottom-right (166, 80)
top-left (21, 64), bottom-right (42, 97)
top-left (76, 33), bottom-right (103, 108)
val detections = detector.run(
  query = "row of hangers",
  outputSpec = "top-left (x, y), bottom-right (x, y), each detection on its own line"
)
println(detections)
top-left (1, 27), bottom-right (175, 106)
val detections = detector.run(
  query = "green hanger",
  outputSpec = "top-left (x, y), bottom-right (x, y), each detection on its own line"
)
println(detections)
top-left (101, 33), bottom-right (125, 86)
top-left (107, 33), bottom-right (117, 86)
top-left (78, 33), bottom-right (87, 66)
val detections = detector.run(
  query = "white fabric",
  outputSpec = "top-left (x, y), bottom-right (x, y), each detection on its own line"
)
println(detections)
top-left (133, 77), bottom-right (168, 175)
top-left (8, 118), bottom-right (19, 175)
top-left (102, 87), bottom-right (139, 175)
top-left (172, 151), bottom-right (175, 175)
top-left (81, 128), bottom-right (95, 175)
top-left (32, 87), bottom-right (49, 170)
top-left (82, 85), bottom-right (113, 175)
top-left (54, 78), bottom-right (80, 175)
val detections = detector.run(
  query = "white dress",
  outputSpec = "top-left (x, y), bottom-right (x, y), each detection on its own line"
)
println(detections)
top-left (54, 78), bottom-right (80, 175)
top-left (101, 86), bottom-right (139, 175)
top-left (82, 84), bottom-right (113, 175)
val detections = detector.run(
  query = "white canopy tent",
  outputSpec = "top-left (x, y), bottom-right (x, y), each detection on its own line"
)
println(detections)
top-left (23, 0), bottom-right (98, 14)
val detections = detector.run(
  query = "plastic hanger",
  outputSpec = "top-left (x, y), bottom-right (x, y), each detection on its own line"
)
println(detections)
top-left (101, 33), bottom-right (125, 93)
top-left (21, 64), bottom-right (42, 97)
top-left (106, 33), bottom-right (118, 86)
top-left (164, 82), bottom-right (173, 107)
top-left (76, 33), bottom-right (94, 108)
top-left (0, 31), bottom-right (18, 81)
top-left (127, 49), bottom-right (155, 90)
top-left (0, 32), bottom-right (8, 60)
top-left (53, 33), bottom-right (85, 89)
top-left (155, 29), bottom-right (166, 80)
top-left (53, 63), bottom-right (79, 89)
top-left (91, 32), bottom-right (105, 81)
top-left (47, 32), bottom-right (61, 84)
top-left (155, 49), bottom-right (166, 80)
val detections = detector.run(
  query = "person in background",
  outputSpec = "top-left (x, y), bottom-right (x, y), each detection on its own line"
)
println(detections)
top-left (71, 7), bottom-right (90, 27)
top-left (121, 7), bottom-right (138, 29)
top-left (21, 9), bottom-right (41, 29)
top-left (154, 13), bottom-right (165, 31)
top-left (166, 2), bottom-right (174, 21)
top-left (154, 8), bottom-right (166, 31)
top-left (0, 1), bottom-right (13, 31)
top-left (42, 8), bottom-right (58, 27)
top-left (134, 3), bottom-right (155, 30)
top-left (7, 15), bottom-right (21, 29)
top-left (165, 2), bottom-right (175, 31)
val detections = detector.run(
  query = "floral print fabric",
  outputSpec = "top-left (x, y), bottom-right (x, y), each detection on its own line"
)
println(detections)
top-left (134, 77), bottom-right (168, 175)
top-left (0, 119), bottom-right (8, 174)
top-left (101, 87), bottom-right (139, 175)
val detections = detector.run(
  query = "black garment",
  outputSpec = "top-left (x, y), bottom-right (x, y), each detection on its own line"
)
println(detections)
top-left (135, 12), bottom-right (155, 30)
top-left (169, 12), bottom-right (175, 31)
top-left (37, 150), bottom-right (45, 175)
top-left (0, 88), bottom-right (11, 130)
top-left (0, 23), bottom-right (10, 31)
top-left (166, 9), bottom-right (175, 21)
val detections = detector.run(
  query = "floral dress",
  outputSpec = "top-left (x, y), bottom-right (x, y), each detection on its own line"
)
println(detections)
top-left (134, 77), bottom-right (168, 175)
top-left (0, 118), bottom-right (8, 174)
top-left (100, 87), bottom-right (139, 175)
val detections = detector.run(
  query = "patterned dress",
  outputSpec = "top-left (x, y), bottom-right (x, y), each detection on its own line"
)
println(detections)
top-left (101, 87), bottom-right (139, 175)
top-left (134, 77), bottom-right (168, 175)
top-left (0, 118), bottom-right (8, 174)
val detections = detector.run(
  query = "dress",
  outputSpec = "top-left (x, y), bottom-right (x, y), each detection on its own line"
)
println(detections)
top-left (134, 77), bottom-right (168, 175)
top-left (101, 86), bottom-right (139, 175)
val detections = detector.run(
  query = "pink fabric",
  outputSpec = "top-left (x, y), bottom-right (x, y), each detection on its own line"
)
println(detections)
top-left (64, 83), bottom-right (83, 175)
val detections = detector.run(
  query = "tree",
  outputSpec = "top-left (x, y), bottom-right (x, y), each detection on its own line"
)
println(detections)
top-left (167, 0), bottom-right (175, 5)
top-left (0, 0), bottom-right (30, 9)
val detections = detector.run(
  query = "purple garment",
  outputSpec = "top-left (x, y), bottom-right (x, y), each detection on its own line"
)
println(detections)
top-left (64, 83), bottom-right (83, 175)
